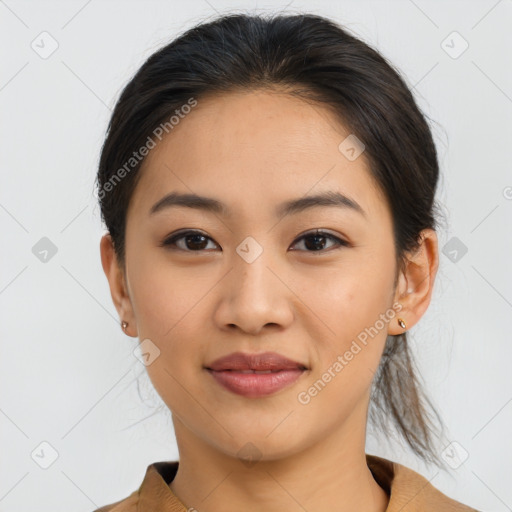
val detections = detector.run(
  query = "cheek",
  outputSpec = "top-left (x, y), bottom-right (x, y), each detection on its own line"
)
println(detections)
top-left (129, 250), bottom-right (206, 340)
top-left (133, 280), bottom-right (204, 417)
top-left (295, 267), bottom-right (393, 421)
top-left (127, 261), bottom-right (204, 394)
top-left (308, 253), bottom-right (395, 371)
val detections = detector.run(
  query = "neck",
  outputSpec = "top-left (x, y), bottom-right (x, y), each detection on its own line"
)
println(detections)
top-left (169, 403), bottom-right (389, 512)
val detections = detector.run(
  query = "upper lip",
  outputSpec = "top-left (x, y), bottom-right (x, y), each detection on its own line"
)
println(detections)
top-left (205, 351), bottom-right (308, 371)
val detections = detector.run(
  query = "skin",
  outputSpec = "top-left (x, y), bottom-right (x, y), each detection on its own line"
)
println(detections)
top-left (100, 89), bottom-right (439, 512)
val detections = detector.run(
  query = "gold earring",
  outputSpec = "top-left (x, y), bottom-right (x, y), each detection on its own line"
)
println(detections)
top-left (121, 320), bottom-right (128, 332)
top-left (397, 318), bottom-right (407, 330)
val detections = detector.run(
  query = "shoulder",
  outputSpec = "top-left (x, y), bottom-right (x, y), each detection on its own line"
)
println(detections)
top-left (366, 453), bottom-right (480, 511)
top-left (91, 489), bottom-right (138, 511)
top-left (91, 460), bottom-right (180, 511)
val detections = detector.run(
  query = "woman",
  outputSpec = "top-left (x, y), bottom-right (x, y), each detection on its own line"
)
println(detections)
top-left (95, 12), bottom-right (479, 511)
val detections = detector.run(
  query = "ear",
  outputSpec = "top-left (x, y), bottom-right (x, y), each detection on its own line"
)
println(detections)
top-left (388, 228), bottom-right (439, 335)
top-left (100, 233), bottom-right (137, 337)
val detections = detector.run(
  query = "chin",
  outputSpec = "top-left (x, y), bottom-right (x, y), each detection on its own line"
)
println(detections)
top-left (213, 430), bottom-right (306, 463)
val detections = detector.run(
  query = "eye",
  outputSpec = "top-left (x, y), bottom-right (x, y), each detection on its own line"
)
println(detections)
top-left (160, 229), bottom-right (349, 253)
top-left (290, 229), bottom-right (349, 253)
top-left (160, 230), bottom-right (219, 252)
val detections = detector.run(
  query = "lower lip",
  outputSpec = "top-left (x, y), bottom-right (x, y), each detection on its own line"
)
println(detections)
top-left (206, 369), bottom-right (305, 397)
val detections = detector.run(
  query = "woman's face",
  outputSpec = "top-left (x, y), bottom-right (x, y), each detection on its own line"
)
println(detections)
top-left (106, 89), bottom-right (412, 461)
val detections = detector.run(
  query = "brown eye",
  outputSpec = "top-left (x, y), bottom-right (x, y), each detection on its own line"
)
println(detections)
top-left (290, 230), bottom-right (348, 253)
top-left (161, 230), bottom-right (219, 251)
top-left (160, 229), bottom-right (348, 253)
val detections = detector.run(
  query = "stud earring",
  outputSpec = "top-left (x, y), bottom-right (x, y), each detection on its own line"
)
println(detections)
top-left (397, 318), bottom-right (407, 330)
top-left (121, 320), bottom-right (128, 332)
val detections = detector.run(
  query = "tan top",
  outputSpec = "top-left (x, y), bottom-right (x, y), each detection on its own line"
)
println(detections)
top-left (94, 453), bottom-right (479, 511)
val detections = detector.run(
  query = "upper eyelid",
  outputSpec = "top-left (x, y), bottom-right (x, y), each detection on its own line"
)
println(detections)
top-left (163, 229), bottom-right (348, 248)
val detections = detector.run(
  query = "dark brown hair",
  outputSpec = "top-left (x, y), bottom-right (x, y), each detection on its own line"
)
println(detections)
top-left (96, 12), bottom-right (448, 468)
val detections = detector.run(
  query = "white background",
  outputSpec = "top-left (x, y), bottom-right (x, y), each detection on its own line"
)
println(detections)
top-left (1, 0), bottom-right (511, 511)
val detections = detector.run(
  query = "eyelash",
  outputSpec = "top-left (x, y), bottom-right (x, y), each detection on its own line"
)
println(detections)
top-left (160, 229), bottom-right (349, 253)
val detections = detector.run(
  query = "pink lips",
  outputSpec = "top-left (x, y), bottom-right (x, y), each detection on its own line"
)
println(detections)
top-left (205, 351), bottom-right (308, 398)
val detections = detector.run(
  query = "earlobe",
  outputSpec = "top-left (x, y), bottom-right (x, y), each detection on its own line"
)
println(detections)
top-left (100, 233), bottom-right (137, 337)
top-left (388, 229), bottom-right (439, 335)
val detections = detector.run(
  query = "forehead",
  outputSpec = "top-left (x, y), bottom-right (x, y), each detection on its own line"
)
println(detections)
top-left (128, 89), bottom-right (389, 224)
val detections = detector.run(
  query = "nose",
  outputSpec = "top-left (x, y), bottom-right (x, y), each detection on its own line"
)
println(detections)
top-left (213, 246), bottom-right (294, 335)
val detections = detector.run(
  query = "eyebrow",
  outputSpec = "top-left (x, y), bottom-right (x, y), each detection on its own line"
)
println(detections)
top-left (149, 190), bottom-right (366, 219)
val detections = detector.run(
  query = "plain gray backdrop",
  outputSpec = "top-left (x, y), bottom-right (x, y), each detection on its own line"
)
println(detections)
top-left (1, 0), bottom-right (511, 510)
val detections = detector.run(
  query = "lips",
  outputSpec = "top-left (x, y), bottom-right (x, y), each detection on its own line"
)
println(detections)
top-left (205, 351), bottom-right (308, 398)
top-left (205, 351), bottom-right (308, 372)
